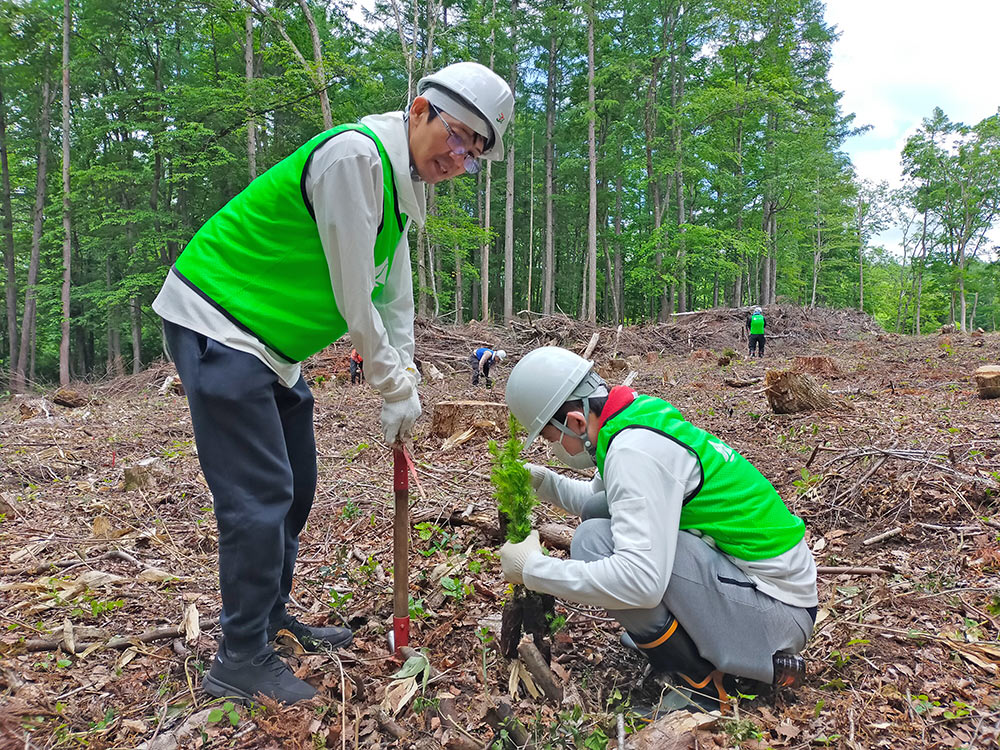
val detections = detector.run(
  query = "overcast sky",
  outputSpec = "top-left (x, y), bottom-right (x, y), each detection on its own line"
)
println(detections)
top-left (826, 0), bottom-right (1000, 190)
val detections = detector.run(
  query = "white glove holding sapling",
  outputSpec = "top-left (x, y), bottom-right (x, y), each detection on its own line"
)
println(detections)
top-left (500, 530), bottom-right (544, 586)
top-left (381, 389), bottom-right (421, 444)
top-left (524, 463), bottom-right (551, 491)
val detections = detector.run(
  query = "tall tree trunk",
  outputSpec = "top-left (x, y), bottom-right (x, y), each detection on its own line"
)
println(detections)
top-left (527, 131), bottom-right (534, 312)
top-left (542, 33), bottom-right (556, 315)
top-left (294, 0), bottom-right (332, 129)
top-left (452, 181), bottom-right (463, 324)
top-left (914, 210), bottom-right (928, 333)
top-left (59, 0), bottom-right (72, 385)
top-left (957, 244), bottom-right (967, 332)
top-left (672, 8), bottom-right (687, 314)
top-left (503, 0), bottom-right (518, 322)
top-left (416, 224), bottom-right (428, 317)
top-left (811, 202), bottom-right (821, 308)
top-left (427, 186), bottom-right (438, 318)
top-left (247, 0), bottom-right (332, 125)
top-left (130, 299), bottom-right (142, 374)
top-left (246, 13), bottom-right (257, 180)
top-left (0, 72), bottom-right (17, 375)
top-left (13, 78), bottom-right (52, 393)
top-left (613, 175), bottom-right (623, 323)
top-left (106, 257), bottom-right (123, 376)
top-left (480, 0), bottom-right (497, 322)
top-left (584, 0), bottom-right (597, 325)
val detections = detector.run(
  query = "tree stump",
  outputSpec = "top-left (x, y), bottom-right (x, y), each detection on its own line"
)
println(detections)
top-left (792, 356), bottom-right (842, 377)
top-left (430, 400), bottom-right (508, 438)
top-left (974, 366), bottom-right (1000, 399)
top-left (597, 358), bottom-right (628, 380)
top-left (764, 370), bottom-right (852, 414)
top-left (53, 387), bottom-right (88, 408)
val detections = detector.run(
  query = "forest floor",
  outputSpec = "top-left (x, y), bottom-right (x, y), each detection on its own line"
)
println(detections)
top-left (1, 305), bottom-right (999, 750)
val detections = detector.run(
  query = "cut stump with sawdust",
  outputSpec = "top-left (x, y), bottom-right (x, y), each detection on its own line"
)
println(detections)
top-left (430, 400), bottom-right (508, 438)
top-left (974, 365), bottom-right (1000, 399)
top-left (764, 369), bottom-right (852, 414)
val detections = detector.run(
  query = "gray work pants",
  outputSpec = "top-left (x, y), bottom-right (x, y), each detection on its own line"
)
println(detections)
top-left (572, 496), bottom-right (814, 683)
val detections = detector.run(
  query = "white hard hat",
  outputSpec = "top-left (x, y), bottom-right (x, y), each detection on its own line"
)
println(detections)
top-left (753, 306), bottom-right (762, 314)
top-left (494, 350), bottom-right (507, 361)
top-left (506, 347), bottom-right (600, 445)
top-left (417, 62), bottom-right (513, 161)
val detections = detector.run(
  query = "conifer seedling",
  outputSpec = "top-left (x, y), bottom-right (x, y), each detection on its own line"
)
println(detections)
top-left (490, 416), bottom-right (555, 662)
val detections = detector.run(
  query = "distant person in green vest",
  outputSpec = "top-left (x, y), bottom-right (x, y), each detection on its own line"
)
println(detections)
top-left (469, 346), bottom-right (506, 387)
top-left (502, 347), bottom-right (817, 714)
top-left (747, 306), bottom-right (766, 357)
top-left (152, 62), bottom-right (513, 705)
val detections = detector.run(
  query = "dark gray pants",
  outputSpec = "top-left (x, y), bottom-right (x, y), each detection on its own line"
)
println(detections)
top-left (572, 496), bottom-right (813, 683)
top-left (749, 334), bottom-right (765, 357)
top-left (469, 353), bottom-right (491, 385)
top-left (163, 321), bottom-right (317, 655)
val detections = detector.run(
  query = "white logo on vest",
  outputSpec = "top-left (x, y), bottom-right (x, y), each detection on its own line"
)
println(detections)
top-left (708, 440), bottom-right (735, 462)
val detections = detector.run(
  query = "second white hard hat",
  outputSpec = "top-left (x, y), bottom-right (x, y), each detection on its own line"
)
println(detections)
top-left (417, 61), bottom-right (514, 161)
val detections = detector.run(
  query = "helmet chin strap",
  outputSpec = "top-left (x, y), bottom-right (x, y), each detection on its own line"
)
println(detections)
top-left (549, 399), bottom-right (595, 457)
top-left (402, 107), bottom-right (423, 182)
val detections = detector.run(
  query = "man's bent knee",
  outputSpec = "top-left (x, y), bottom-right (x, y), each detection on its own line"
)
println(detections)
top-left (570, 518), bottom-right (614, 562)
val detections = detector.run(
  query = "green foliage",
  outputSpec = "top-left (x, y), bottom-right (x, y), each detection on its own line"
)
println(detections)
top-left (207, 701), bottom-right (240, 728)
top-left (792, 468), bottom-right (824, 495)
top-left (1, 0), bottom-right (997, 389)
top-left (489, 416), bottom-right (536, 544)
top-left (414, 522), bottom-right (456, 557)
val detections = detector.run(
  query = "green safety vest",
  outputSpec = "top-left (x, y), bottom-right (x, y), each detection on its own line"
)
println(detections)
top-left (750, 313), bottom-right (766, 334)
top-left (595, 389), bottom-right (804, 561)
top-left (173, 123), bottom-right (406, 362)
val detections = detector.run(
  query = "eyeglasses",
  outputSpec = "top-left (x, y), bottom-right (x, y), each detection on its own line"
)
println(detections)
top-left (429, 103), bottom-right (482, 174)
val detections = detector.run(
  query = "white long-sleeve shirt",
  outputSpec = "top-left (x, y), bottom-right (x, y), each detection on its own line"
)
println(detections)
top-left (153, 112), bottom-right (424, 402)
top-left (522, 429), bottom-right (818, 611)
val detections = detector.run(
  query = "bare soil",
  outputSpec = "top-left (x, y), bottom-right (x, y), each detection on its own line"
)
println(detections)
top-left (1, 305), bottom-right (999, 750)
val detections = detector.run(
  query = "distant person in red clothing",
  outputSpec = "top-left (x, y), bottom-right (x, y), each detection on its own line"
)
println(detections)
top-left (350, 349), bottom-right (365, 384)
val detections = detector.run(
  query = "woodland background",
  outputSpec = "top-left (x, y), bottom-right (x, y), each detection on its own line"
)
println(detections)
top-left (1, 0), bottom-right (999, 390)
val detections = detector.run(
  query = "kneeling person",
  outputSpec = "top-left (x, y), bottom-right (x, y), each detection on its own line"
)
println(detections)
top-left (502, 347), bottom-right (817, 712)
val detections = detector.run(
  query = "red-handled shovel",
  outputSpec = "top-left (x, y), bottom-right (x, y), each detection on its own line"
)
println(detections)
top-left (391, 443), bottom-right (410, 654)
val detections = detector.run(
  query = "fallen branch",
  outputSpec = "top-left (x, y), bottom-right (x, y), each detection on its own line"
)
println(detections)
top-left (862, 526), bottom-right (903, 546)
top-left (484, 702), bottom-right (534, 750)
top-left (19, 618), bottom-right (220, 653)
top-left (723, 376), bottom-right (762, 388)
top-left (517, 640), bottom-right (563, 703)
top-left (816, 566), bottom-right (890, 576)
top-left (2, 548), bottom-right (146, 577)
top-left (375, 708), bottom-right (407, 740)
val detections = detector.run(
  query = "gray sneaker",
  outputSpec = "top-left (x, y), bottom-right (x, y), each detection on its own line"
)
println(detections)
top-left (202, 645), bottom-right (316, 704)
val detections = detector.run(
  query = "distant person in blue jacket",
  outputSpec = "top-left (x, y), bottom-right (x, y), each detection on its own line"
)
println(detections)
top-left (469, 347), bottom-right (506, 386)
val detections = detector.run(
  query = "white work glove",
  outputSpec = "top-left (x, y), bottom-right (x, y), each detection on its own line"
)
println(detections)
top-left (381, 389), bottom-right (421, 444)
top-left (500, 530), bottom-right (544, 586)
top-left (524, 463), bottom-right (553, 491)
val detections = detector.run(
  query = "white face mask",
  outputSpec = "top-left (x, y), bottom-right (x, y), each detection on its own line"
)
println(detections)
top-left (551, 437), bottom-right (596, 470)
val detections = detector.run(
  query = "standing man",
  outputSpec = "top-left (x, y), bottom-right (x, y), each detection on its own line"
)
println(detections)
top-left (469, 346), bottom-right (506, 387)
top-left (502, 347), bottom-right (816, 713)
top-left (153, 62), bottom-right (513, 704)
top-left (747, 305), bottom-right (766, 358)
top-left (349, 348), bottom-right (364, 385)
